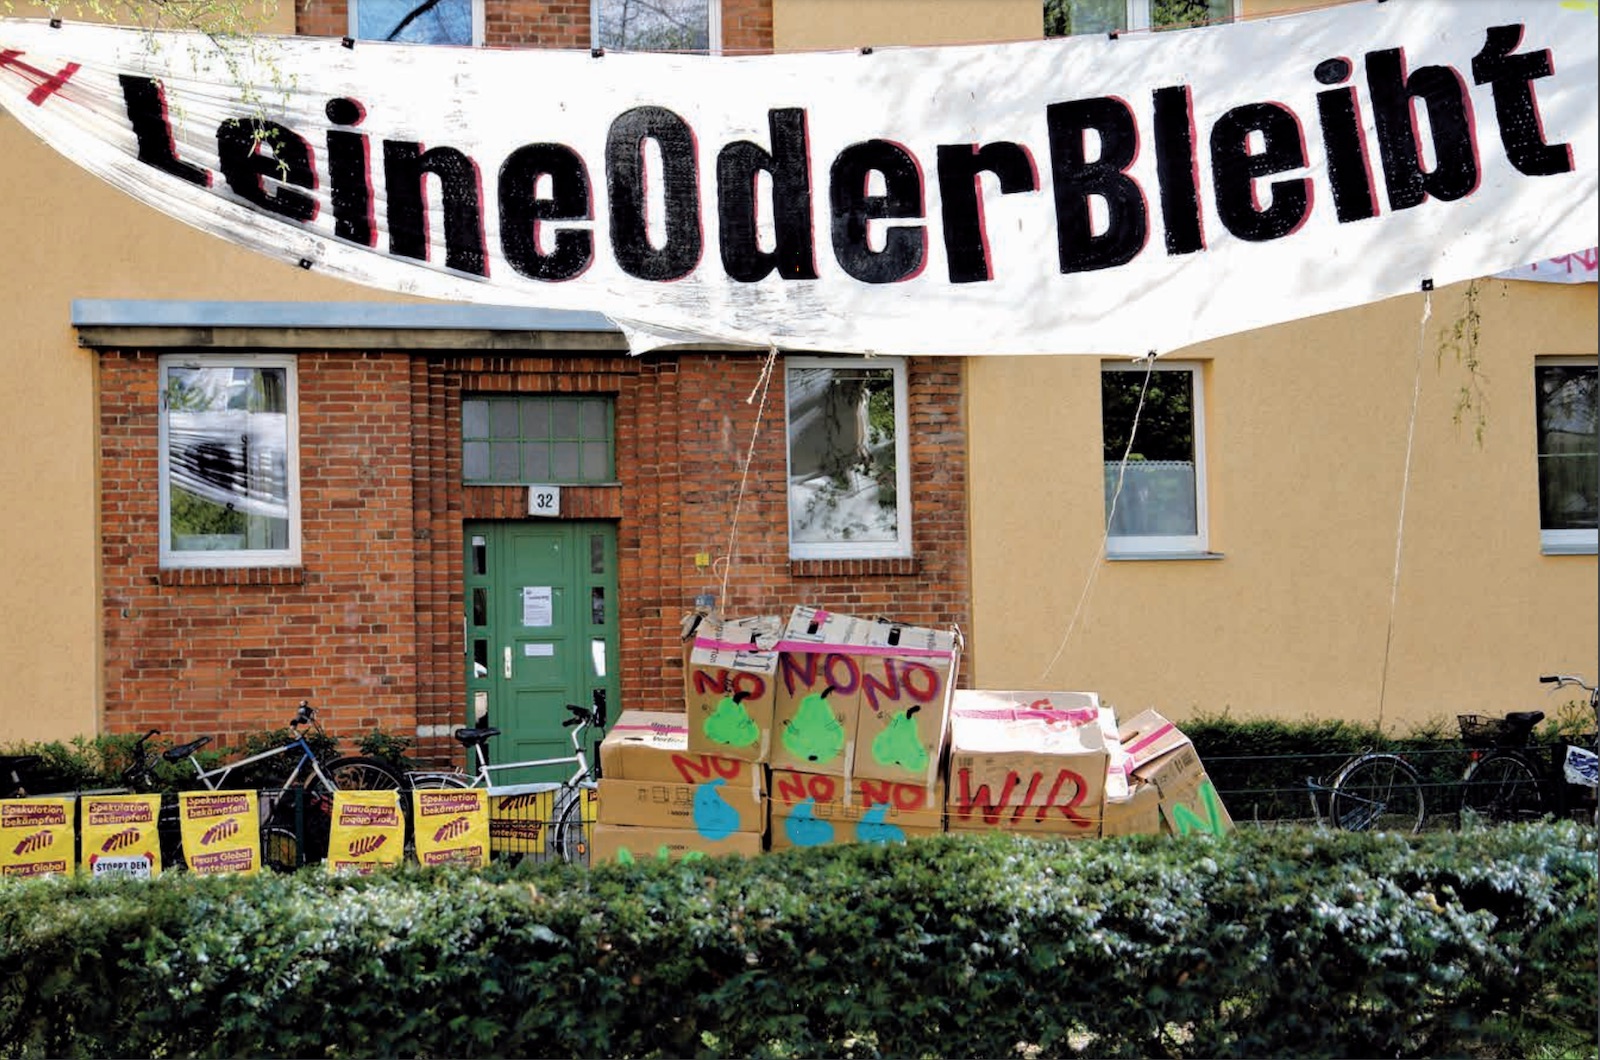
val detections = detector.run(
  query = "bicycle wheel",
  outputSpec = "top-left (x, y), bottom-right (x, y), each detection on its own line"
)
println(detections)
top-left (326, 756), bottom-right (402, 790)
top-left (1328, 754), bottom-right (1426, 833)
top-left (262, 825), bottom-right (303, 872)
top-left (553, 785), bottom-right (595, 865)
top-left (1459, 753), bottom-right (1546, 826)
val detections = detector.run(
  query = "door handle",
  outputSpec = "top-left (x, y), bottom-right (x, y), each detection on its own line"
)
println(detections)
top-left (503, 645), bottom-right (513, 680)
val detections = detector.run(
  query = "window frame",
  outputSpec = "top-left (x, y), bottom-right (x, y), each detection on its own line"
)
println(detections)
top-left (1101, 359), bottom-right (1210, 558)
top-left (592, 0), bottom-right (721, 55)
top-left (348, 0), bottom-right (485, 46)
top-left (460, 394), bottom-right (618, 486)
top-left (158, 352), bottom-right (302, 570)
top-left (1047, 0), bottom-right (1239, 36)
top-left (784, 355), bottom-right (913, 562)
top-left (1534, 355), bottom-right (1599, 555)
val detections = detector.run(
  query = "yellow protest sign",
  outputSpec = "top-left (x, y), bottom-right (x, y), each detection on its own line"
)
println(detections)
top-left (81, 793), bottom-right (163, 879)
top-left (178, 791), bottom-right (260, 876)
top-left (0, 798), bottom-right (75, 878)
top-left (489, 789), bottom-right (555, 856)
top-left (412, 788), bottom-right (489, 867)
top-left (327, 790), bottom-right (404, 873)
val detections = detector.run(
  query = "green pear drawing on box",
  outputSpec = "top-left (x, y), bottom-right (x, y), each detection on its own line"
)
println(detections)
top-left (782, 686), bottom-right (845, 763)
top-left (872, 705), bottom-right (928, 771)
top-left (703, 689), bottom-right (759, 748)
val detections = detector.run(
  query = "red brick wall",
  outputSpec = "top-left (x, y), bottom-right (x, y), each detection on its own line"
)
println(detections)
top-left (296, 0), bottom-right (773, 52)
top-left (100, 348), bottom-right (968, 763)
top-left (100, 351), bottom-right (420, 746)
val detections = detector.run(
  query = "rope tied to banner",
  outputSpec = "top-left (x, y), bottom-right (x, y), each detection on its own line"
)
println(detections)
top-left (1375, 284), bottom-right (1433, 731)
top-left (716, 345), bottom-right (780, 609)
top-left (1040, 350), bottom-right (1160, 681)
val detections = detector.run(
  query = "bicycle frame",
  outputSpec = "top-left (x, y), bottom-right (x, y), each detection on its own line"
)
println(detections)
top-left (407, 723), bottom-right (594, 798)
top-left (180, 735), bottom-right (337, 794)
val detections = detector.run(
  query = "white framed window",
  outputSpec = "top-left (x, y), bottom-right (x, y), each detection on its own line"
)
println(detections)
top-left (1045, 0), bottom-right (1236, 37)
top-left (785, 357), bottom-right (911, 560)
top-left (593, 0), bottom-right (720, 54)
top-left (1535, 357), bottom-right (1598, 554)
top-left (1102, 360), bottom-right (1209, 556)
top-left (159, 354), bottom-right (300, 569)
top-left (350, 0), bottom-right (484, 45)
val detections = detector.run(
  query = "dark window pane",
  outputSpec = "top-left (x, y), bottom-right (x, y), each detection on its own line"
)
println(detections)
top-left (581, 442), bottom-right (610, 481)
top-left (590, 534), bottom-right (605, 574)
top-left (472, 587), bottom-right (488, 626)
top-left (521, 397), bottom-right (550, 436)
top-left (491, 442), bottom-right (520, 481)
top-left (591, 587), bottom-right (606, 625)
top-left (1536, 365), bottom-right (1599, 531)
top-left (552, 401), bottom-right (580, 438)
top-left (471, 535), bottom-right (487, 576)
top-left (490, 401), bottom-right (519, 437)
top-left (580, 399), bottom-right (607, 438)
top-left (357, 0), bottom-right (473, 44)
top-left (463, 442), bottom-right (489, 480)
top-left (521, 441), bottom-right (550, 480)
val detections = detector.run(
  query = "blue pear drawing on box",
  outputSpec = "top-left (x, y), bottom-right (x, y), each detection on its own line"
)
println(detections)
top-left (692, 778), bottom-right (741, 840)
top-left (856, 803), bottom-right (905, 844)
top-left (783, 798), bottom-right (835, 847)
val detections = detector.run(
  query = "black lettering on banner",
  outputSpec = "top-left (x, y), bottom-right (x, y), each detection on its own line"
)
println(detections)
top-left (383, 142), bottom-right (489, 276)
top-left (217, 118), bottom-right (317, 223)
top-left (1047, 97), bottom-right (1147, 274)
top-left (326, 97), bottom-right (375, 247)
top-left (1210, 102), bottom-right (1310, 242)
top-left (607, 106), bottom-right (703, 281)
top-left (118, 75), bottom-right (209, 187)
top-left (1313, 57), bottom-right (1379, 223)
top-left (829, 139), bottom-right (926, 284)
top-left (717, 108), bottom-right (818, 282)
top-left (1366, 47), bottom-right (1479, 210)
top-left (500, 143), bottom-right (594, 282)
top-left (1151, 85), bottom-right (1204, 254)
top-left (935, 140), bottom-right (1038, 283)
top-left (1471, 24), bottom-right (1573, 177)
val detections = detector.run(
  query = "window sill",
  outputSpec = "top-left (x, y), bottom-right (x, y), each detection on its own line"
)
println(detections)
top-left (789, 557), bottom-right (919, 577)
top-left (1541, 543), bottom-right (1598, 556)
top-left (158, 567), bottom-right (306, 587)
top-left (1105, 551), bottom-right (1225, 562)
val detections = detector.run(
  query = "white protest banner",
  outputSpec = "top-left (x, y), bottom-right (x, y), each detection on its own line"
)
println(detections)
top-left (0, 1), bottom-right (1594, 355)
top-left (1495, 248), bottom-right (1598, 284)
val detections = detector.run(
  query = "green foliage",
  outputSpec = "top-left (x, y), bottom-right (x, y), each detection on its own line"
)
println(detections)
top-left (0, 825), bottom-right (1594, 1059)
top-left (356, 730), bottom-right (417, 773)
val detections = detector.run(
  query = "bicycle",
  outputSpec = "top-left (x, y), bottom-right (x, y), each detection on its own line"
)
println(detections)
top-left (1, 753), bottom-right (40, 799)
top-left (1458, 674), bottom-right (1600, 827)
top-left (125, 703), bottom-right (402, 871)
top-left (1307, 748), bottom-right (1428, 833)
top-left (404, 701), bottom-right (604, 864)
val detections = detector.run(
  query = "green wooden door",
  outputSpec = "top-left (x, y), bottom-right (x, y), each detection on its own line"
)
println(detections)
top-left (464, 521), bottom-right (617, 784)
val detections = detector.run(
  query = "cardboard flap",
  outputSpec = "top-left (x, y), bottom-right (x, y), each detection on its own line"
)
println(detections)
top-left (950, 690), bottom-right (1106, 756)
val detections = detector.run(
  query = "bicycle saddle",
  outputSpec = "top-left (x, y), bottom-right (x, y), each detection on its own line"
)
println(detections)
top-left (1505, 711), bottom-right (1545, 727)
top-left (453, 726), bottom-right (501, 746)
top-left (162, 735), bottom-right (213, 761)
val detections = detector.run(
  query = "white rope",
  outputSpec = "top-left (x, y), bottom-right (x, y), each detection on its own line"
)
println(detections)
top-left (1376, 289), bottom-right (1432, 731)
top-left (718, 345), bottom-right (780, 607)
top-left (1040, 352), bottom-right (1158, 681)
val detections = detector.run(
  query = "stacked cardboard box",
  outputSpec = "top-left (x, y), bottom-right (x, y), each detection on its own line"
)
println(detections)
top-left (591, 709), bottom-right (767, 864)
top-left (769, 768), bottom-right (944, 850)
top-left (684, 614), bottom-right (784, 764)
top-left (945, 690), bottom-right (1112, 840)
top-left (1115, 710), bottom-right (1234, 836)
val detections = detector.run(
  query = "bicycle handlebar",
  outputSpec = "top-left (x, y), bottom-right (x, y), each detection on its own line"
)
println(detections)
top-left (1541, 673), bottom-right (1597, 694)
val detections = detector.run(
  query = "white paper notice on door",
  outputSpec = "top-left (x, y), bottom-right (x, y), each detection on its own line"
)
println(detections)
top-left (522, 586), bottom-right (553, 627)
top-left (524, 643), bottom-right (555, 657)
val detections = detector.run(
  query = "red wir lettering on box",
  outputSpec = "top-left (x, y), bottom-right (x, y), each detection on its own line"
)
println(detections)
top-left (953, 767), bottom-right (1091, 827)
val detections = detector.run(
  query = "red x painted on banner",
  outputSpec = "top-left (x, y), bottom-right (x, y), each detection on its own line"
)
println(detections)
top-left (0, 50), bottom-right (80, 105)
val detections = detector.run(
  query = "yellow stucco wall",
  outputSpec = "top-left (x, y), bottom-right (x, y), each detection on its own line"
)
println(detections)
top-left (0, 4), bottom-right (392, 743)
top-left (966, 281), bottom-right (1598, 729)
top-left (774, 0), bottom-right (1039, 50)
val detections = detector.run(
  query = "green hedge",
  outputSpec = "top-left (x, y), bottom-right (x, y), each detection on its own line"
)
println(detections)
top-left (1, 824), bottom-right (1594, 1058)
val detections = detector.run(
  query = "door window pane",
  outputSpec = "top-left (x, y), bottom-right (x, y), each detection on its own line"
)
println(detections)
top-left (785, 358), bottom-right (912, 559)
top-left (1102, 362), bottom-right (1208, 555)
top-left (160, 356), bottom-right (299, 568)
